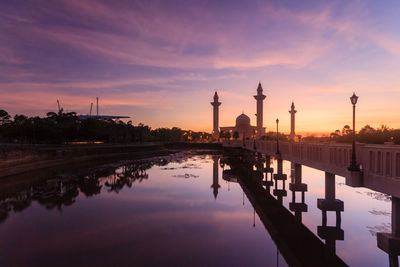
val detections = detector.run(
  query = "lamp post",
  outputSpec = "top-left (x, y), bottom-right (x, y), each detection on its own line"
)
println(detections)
top-left (276, 118), bottom-right (280, 155)
top-left (348, 92), bottom-right (359, 171)
top-left (219, 159), bottom-right (225, 169)
top-left (253, 130), bottom-right (256, 150)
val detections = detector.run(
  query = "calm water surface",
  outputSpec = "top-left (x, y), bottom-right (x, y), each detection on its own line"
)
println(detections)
top-left (0, 153), bottom-right (393, 266)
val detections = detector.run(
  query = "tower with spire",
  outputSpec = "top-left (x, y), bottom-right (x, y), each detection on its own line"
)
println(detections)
top-left (211, 91), bottom-right (221, 140)
top-left (253, 82), bottom-right (266, 139)
top-left (289, 102), bottom-right (297, 141)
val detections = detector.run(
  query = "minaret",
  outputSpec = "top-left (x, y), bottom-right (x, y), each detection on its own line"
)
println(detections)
top-left (289, 102), bottom-right (297, 141)
top-left (211, 91), bottom-right (221, 140)
top-left (254, 82), bottom-right (266, 139)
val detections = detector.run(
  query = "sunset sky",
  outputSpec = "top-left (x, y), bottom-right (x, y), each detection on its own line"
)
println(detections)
top-left (1, 0), bottom-right (400, 134)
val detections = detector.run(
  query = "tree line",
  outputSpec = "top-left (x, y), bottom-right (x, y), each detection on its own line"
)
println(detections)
top-left (2, 108), bottom-right (398, 145)
top-left (0, 109), bottom-right (211, 144)
top-left (219, 124), bottom-right (400, 145)
top-left (290, 124), bottom-right (400, 144)
top-left (219, 130), bottom-right (288, 141)
top-left (329, 124), bottom-right (400, 144)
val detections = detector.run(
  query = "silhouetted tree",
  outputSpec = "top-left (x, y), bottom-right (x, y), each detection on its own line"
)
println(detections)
top-left (0, 110), bottom-right (11, 125)
top-left (329, 124), bottom-right (400, 144)
top-left (0, 109), bottom-right (211, 144)
top-left (233, 131), bottom-right (239, 140)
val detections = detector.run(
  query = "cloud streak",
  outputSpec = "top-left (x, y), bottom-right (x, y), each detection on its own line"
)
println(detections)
top-left (1, 0), bottom-right (400, 132)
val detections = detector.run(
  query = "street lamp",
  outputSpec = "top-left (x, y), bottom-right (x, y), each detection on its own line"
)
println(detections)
top-left (253, 130), bottom-right (256, 150)
top-left (348, 92), bottom-right (359, 171)
top-left (219, 159), bottom-right (225, 169)
top-left (276, 118), bottom-right (280, 155)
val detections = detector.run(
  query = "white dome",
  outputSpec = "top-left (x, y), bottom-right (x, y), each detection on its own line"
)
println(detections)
top-left (235, 113), bottom-right (250, 127)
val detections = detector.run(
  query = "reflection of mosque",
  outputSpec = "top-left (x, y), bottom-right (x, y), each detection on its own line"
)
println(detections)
top-left (3, 153), bottom-right (400, 266)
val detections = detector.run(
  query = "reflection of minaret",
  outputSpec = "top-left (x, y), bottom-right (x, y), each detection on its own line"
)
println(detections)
top-left (289, 163), bottom-right (308, 222)
top-left (253, 82), bottom-right (266, 139)
top-left (289, 102), bottom-right (297, 141)
top-left (377, 196), bottom-right (400, 267)
top-left (273, 159), bottom-right (287, 204)
top-left (211, 92), bottom-right (221, 140)
top-left (211, 156), bottom-right (221, 199)
top-left (317, 172), bottom-right (344, 256)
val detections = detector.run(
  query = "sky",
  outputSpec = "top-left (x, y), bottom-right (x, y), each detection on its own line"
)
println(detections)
top-left (1, 0), bottom-right (400, 134)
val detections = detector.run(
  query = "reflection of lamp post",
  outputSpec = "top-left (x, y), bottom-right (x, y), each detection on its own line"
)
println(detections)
top-left (348, 92), bottom-right (359, 171)
top-left (253, 209), bottom-right (256, 227)
top-left (276, 118), bottom-right (280, 154)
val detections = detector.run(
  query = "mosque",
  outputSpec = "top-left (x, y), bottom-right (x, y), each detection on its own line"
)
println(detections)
top-left (211, 82), bottom-right (266, 140)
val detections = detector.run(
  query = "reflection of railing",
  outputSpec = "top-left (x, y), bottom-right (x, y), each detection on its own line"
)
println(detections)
top-left (223, 146), bottom-right (400, 266)
top-left (224, 165), bottom-right (347, 266)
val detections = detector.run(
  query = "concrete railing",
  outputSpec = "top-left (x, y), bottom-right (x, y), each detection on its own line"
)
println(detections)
top-left (223, 140), bottom-right (400, 181)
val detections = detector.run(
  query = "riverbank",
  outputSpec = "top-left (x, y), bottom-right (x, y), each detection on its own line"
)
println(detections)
top-left (0, 142), bottom-right (222, 178)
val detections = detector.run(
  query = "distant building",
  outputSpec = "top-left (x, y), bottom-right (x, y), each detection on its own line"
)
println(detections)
top-left (77, 97), bottom-right (130, 120)
top-left (212, 82), bottom-right (266, 140)
top-left (77, 115), bottom-right (130, 120)
top-left (220, 113), bottom-right (258, 140)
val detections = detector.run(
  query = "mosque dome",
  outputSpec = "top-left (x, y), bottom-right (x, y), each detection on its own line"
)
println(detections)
top-left (235, 113), bottom-right (251, 127)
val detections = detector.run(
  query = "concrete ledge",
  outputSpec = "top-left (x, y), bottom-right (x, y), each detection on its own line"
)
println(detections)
top-left (263, 180), bottom-right (274, 186)
top-left (222, 170), bottom-right (239, 183)
top-left (346, 170), bottom-right (363, 187)
top-left (1, 142), bottom-right (223, 179)
top-left (318, 226), bottom-right (344, 240)
top-left (289, 202), bottom-right (308, 212)
top-left (273, 189), bottom-right (287, 197)
top-left (289, 183), bottom-right (308, 192)
top-left (317, 199), bottom-right (344, 211)
top-left (264, 167), bottom-right (274, 173)
top-left (377, 233), bottom-right (400, 255)
top-left (274, 173), bottom-right (287, 180)
top-left (1, 150), bottom-right (169, 179)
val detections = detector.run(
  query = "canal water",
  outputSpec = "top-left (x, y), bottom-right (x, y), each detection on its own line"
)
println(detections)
top-left (0, 152), bottom-right (393, 266)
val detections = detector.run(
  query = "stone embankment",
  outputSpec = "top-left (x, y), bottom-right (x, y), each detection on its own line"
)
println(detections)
top-left (0, 142), bottom-right (222, 178)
